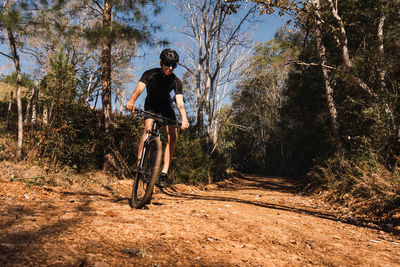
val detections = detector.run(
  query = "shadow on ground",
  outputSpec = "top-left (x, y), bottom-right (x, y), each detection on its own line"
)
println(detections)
top-left (0, 195), bottom-right (94, 265)
top-left (161, 175), bottom-right (399, 237)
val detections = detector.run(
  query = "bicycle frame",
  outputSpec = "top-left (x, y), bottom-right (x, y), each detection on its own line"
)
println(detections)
top-left (135, 108), bottom-right (180, 168)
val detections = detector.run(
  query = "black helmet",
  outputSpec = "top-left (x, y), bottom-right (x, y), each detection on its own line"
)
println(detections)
top-left (160, 48), bottom-right (179, 63)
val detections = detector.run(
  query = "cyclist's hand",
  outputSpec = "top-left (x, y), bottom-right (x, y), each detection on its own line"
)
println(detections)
top-left (125, 103), bottom-right (135, 113)
top-left (181, 120), bottom-right (189, 130)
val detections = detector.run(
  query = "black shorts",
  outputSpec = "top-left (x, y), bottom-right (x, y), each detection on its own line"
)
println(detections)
top-left (144, 101), bottom-right (177, 124)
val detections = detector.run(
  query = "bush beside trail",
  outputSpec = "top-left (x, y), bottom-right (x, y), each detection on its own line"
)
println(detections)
top-left (306, 151), bottom-right (400, 221)
top-left (0, 100), bottom-right (226, 186)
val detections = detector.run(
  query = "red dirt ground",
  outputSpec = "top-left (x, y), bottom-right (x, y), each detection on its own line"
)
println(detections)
top-left (1, 171), bottom-right (399, 266)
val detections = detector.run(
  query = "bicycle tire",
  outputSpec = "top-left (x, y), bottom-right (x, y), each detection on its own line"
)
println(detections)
top-left (130, 137), bottom-right (162, 209)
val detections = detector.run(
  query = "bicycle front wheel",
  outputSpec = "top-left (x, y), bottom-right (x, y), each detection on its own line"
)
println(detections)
top-left (130, 138), bottom-right (162, 209)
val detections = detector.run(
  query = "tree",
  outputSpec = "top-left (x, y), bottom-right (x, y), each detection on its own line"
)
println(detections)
top-left (40, 0), bottom-right (162, 168)
top-left (283, 0), bottom-right (400, 174)
top-left (40, 49), bottom-right (80, 125)
top-left (171, 0), bottom-right (258, 143)
top-left (0, 0), bottom-right (31, 159)
top-left (0, 72), bottom-right (36, 127)
top-left (310, 0), bottom-right (340, 147)
top-left (0, 72), bottom-right (34, 88)
top-left (223, 0), bottom-right (300, 17)
top-left (74, 0), bottom-right (159, 134)
top-left (305, 0), bottom-right (399, 151)
top-left (225, 34), bottom-right (297, 173)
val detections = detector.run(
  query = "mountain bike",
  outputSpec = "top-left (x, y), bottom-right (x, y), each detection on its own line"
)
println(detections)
top-left (128, 108), bottom-right (180, 209)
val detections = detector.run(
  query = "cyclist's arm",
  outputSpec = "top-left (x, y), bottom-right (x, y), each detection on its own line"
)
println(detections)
top-left (176, 94), bottom-right (189, 129)
top-left (126, 81), bottom-right (146, 112)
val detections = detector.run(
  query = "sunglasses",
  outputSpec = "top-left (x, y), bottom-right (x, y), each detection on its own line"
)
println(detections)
top-left (164, 62), bottom-right (177, 69)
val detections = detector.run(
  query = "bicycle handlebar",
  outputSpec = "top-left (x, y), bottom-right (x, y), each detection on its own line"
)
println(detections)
top-left (127, 108), bottom-right (182, 127)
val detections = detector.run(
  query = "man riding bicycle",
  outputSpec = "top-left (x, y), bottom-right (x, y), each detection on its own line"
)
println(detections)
top-left (126, 48), bottom-right (189, 188)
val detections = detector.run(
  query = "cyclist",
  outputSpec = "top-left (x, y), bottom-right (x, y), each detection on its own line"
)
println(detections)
top-left (126, 48), bottom-right (189, 188)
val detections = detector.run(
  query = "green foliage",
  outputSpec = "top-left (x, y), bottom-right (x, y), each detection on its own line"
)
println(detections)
top-left (224, 0), bottom-right (301, 16)
top-left (280, 0), bottom-right (400, 217)
top-left (25, 107), bottom-right (103, 171)
top-left (41, 49), bottom-right (79, 101)
top-left (109, 114), bottom-right (143, 170)
top-left (0, 4), bottom-right (23, 30)
top-left (20, 49), bottom-right (96, 170)
top-left (169, 129), bottom-right (228, 185)
top-left (0, 72), bottom-right (34, 89)
top-left (25, 108), bottom-right (142, 172)
top-left (281, 62), bottom-right (335, 175)
top-left (222, 29), bottom-right (303, 175)
top-left (224, 0), bottom-right (400, 207)
top-left (39, 48), bottom-right (88, 125)
top-left (0, 0), bottom-right (35, 44)
top-left (23, 111), bottom-right (226, 180)
top-left (55, 0), bottom-right (162, 49)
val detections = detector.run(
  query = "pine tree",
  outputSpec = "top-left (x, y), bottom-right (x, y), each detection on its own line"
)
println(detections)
top-left (47, 0), bottom-right (162, 167)
top-left (0, 0), bottom-right (33, 159)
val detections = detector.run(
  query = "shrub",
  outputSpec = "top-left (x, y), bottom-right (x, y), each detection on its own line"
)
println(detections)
top-left (308, 149), bottom-right (400, 217)
top-left (25, 106), bottom-right (104, 171)
top-left (169, 130), bottom-right (228, 185)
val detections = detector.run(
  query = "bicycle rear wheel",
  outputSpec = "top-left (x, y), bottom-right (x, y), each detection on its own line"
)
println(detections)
top-left (130, 137), bottom-right (162, 209)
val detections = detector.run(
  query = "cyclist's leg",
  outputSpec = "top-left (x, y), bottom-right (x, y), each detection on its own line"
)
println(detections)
top-left (161, 125), bottom-right (177, 174)
top-left (137, 118), bottom-right (154, 165)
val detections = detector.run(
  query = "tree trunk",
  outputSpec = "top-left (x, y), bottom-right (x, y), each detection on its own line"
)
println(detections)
top-left (119, 87), bottom-right (126, 114)
top-left (100, 1), bottom-right (117, 170)
top-left (31, 87), bottom-right (38, 126)
top-left (313, 0), bottom-right (341, 147)
top-left (6, 90), bottom-right (13, 130)
top-left (376, 2), bottom-right (395, 131)
top-left (86, 72), bottom-right (94, 103)
top-left (24, 81), bottom-right (38, 127)
top-left (43, 107), bottom-right (48, 125)
top-left (280, 100), bottom-right (285, 175)
top-left (101, 1), bottom-right (113, 133)
top-left (195, 50), bottom-right (204, 133)
top-left (7, 28), bottom-right (24, 159)
top-left (326, 0), bottom-right (374, 96)
top-left (113, 86), bottom-right (120, 113)
top-left (377, 6), bottom-right (387, 92)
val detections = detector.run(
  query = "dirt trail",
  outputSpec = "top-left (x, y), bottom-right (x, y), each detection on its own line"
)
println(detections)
top-left (1, 174), bottom-right (399, 266)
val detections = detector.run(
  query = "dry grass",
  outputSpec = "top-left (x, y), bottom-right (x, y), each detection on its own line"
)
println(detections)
top-left (0, 159), bottom-right (119, 197)
top-left (0, 128), bottom-right (118, 194)
top-left (308, 155), bottom-right (400, 221)
top-left (0, 82), bottom-right (29, 101)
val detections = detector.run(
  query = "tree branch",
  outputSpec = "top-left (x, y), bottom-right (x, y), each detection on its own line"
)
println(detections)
top-left (290, 60), bottom-right (377, 97)
top-left (289, 60), bottom-right (338, 71)
top-left (0, 51), bottom-right (13, 60)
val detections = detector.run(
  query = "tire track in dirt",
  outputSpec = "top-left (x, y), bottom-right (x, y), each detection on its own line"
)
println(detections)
top-left (1, 174), bottom-right (399, 266)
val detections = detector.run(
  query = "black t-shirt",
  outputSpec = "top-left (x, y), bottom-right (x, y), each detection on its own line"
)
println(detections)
top-left (139, 68), bottom-right (183, 107)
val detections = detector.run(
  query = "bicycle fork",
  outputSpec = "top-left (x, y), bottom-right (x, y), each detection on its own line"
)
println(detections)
top-left (138, 129), bottom-right (160, 183)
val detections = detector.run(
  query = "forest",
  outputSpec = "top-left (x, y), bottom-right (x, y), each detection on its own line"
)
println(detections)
top-left (1, 0), bottom-right (399, 218)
